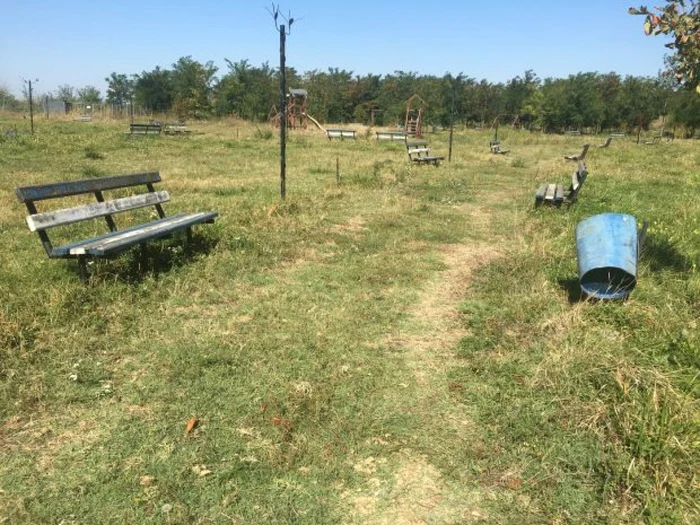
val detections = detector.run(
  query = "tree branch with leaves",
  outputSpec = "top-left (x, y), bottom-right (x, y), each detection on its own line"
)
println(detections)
top-left (629, 1), bottom-right (700, 91)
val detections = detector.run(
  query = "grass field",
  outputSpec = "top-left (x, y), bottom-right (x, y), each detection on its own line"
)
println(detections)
top-left (0, 117), bottom-right (698, 524)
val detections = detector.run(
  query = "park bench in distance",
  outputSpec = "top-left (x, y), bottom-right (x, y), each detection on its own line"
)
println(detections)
top-left (564, 143), bottom-right (589, 162)
top-left (534, 160), bottom-right (588, 207)
top-left (376, 131), bottom-right (407, 142)
top-left (164, 123), bottom-right (191, 135)
top-left (15, 172), bottom-right (217, 281)
top-left (130, 122), bottom-right (162, 135)
top-left (326, 129), bottom-right (357, 140)
top-left (644, 135), bottom-right (662, 145)
top-left (405, 139), bottom-right (444, 166)
top-left (489, 140), bottom-right (509, 154)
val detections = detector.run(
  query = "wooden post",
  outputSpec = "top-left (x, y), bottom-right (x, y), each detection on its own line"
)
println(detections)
top-left (279, 24), bottom-right (287, 200)
top-left (448, 83), bottom-right (455, 162)
top-left (27, 80), bottom-right (35, 135)
top-left (336, 156), bottom-right (340, 186)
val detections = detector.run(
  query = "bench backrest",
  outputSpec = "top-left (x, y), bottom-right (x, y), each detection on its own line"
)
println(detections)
top-left (568, 161), bottom-right (588, 201)
top-left (376, 131), bottom-right (406, 141)
top-left (579, 143), bottom-right (590, 159)
top-left (326, 129), bottom-right (356, 139)
top-left (130, 123), bottom-right (162, 134)
top-left (16, 172), bottom-right (167, 256)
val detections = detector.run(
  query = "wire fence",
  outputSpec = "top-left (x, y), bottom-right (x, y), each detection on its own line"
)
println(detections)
top-left (0, 98), bottom-right (176, 121)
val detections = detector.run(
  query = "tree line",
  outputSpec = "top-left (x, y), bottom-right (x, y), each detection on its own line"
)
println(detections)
top-left (111, 59), bottom-right (700, 135)
top-left (3, 56), bottom-right (699, 136)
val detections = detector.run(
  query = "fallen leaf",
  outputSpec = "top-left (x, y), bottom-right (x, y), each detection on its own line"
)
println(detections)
top-left (184, 417), bottom-right (199, 436)
top-left (505, 477), bottom-right (523, 490)
top-left (192, 464), bottom-right (213, 477)
top-left (139, 475), bottom-right (155, 486)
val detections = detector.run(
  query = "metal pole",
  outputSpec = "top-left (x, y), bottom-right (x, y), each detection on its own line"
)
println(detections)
top-left (28, 80), bottom-right (35, 134)
top-left (279, 24), bottom-right (287, 200)
top-left (448, 82), bottom-right (455, 162)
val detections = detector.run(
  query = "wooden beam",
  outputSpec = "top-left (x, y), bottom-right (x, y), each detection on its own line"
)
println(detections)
top-left (27, 191), bottom-right (170, 231)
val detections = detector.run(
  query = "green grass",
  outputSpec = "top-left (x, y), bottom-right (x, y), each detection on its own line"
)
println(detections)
top-left (0, 117), bottom-right (698, 523)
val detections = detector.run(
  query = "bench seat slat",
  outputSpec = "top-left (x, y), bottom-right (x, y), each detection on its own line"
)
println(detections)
top-left (27, 191), bottom-right (170, 231)
top-left (15, 172), bottom-right (161, 202)
top-left (413, 156), bottom-right (444, 162)
top-left (535, 184), bottom-right (549, 202)
top-left (553, 184), bottom-right (565, 203)
top-left (52, 211), bottom-right (218, 257)
top-left (408, 147), bottom-right (431, 154)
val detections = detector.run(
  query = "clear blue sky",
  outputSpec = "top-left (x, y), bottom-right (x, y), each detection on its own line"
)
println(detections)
top-left (1, 0), bottom-right (669, 98)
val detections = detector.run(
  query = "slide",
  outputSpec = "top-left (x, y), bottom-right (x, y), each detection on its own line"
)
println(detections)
top-left (304, 113), bottom-right (326, 133)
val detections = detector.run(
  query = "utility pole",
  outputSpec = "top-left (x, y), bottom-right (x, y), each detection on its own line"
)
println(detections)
top-left (447, 73), bottom-right (463, 163)
top-left (269, 3), bottom-right (297, 200)
top-left (279, 23), bottom-right (287, 200)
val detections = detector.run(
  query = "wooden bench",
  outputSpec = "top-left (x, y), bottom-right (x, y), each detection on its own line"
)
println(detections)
top-left (15, 172), bottom-right (218, 281)
top-left (535, 161), bottom-right (588, 207)
top-left (489, 140), bottom-right (509, 155)
top-left (376, 131), bottom-right (407, 142)
top-left (565, 130), bottom-right (581, 136)
top-left (405, 139), bottom-right (444, 166)
top-left (597, 136), bottom-right (612, 149)
top-left (164, 123), bottom-right (191, 135)
top-left (644, 136), bottom-right (661, 145)
top-left (564, 143), bottom-right (589, 162)
top-left (130, 122), bottom-right (162, 135)
top-left (326, 129), bottom-right (357, 140)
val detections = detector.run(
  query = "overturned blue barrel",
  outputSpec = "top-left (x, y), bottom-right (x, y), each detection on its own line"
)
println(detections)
top-left (575, 213), bottom-right (638, 300)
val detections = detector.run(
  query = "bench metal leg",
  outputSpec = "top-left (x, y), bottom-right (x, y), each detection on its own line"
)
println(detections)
top-left (139, 244), bottom-right (149, 272)
top-left (78, 256), bottom-right (89, 283)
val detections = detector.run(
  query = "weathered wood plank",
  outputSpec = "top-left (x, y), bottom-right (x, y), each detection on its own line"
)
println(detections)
top-left (535, 184), bottom-right (549, 202)
top-left (544, 184), bottom-right (556, 202)
top-left (27, 191), bottom-right (170, 231)
top-left (408, 147), bottom-right (431, 155)
top-left (376, 131), bottom-right (407, 141)
top-left (59, 212), bottom-right (218, 256)
top-left (15, 172), bottom-right (161, 202)
top-left (326, 129), bottom-right (357, 139)
top-left (553, 184), bottom-right (565, 203)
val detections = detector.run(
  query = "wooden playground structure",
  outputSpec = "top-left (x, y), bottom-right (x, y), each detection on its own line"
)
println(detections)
top-left (269, 88), bottom-right (309, 130)
top-left (404, 94), bottom-right (427, 137)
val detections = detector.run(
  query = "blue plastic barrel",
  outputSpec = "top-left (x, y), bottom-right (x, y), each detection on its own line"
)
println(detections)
top-left (575, 213), bottom-right (638, 300)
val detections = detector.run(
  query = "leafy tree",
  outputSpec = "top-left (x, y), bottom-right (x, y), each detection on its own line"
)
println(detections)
top-left (503, 70), bottom-right (540, 125)
top-left (617, 75), bottom-right (663, 132)
top-left (0, 84), bottom-right (23, 112)
top-left (215, 59), bottom-right (276, 120)
top-left (668, 86), bottom-right (700, 135)
top-left (132, 67), bottom-right (174, 112)
top-left (105, 73), bottom-right (133, 105)
top-left (170, 56), bottom-right (218, 118)
top-left (629, 1), bottom-right (700, 90)
top-left (56, 84), bottom-right (75, 103)
top-left (77, 85), bottom-right (102, 105)
top-left (596, 72), bottom-right (623, 130)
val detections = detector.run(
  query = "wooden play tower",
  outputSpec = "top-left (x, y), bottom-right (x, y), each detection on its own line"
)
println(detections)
top-left (287, 88), bottom-right (308, 129)
top-left (405, 94), bottom-right (427, 137)
top-left (269, 88), bottom-right (308, 130)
